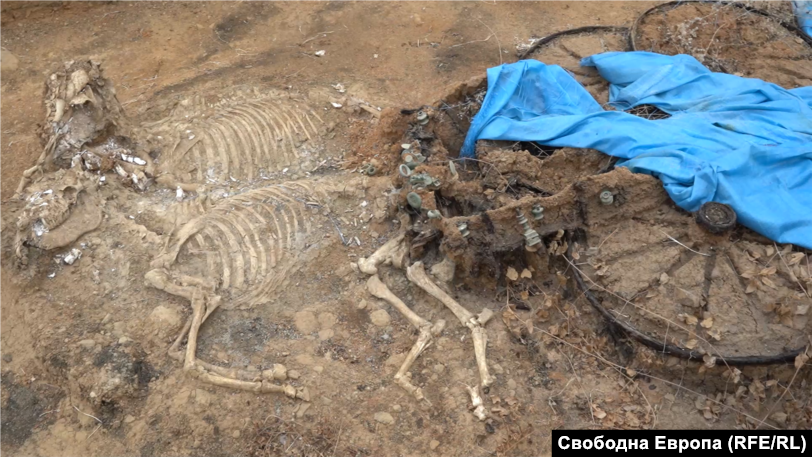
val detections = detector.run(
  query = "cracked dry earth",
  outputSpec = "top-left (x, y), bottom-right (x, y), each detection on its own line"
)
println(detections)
top-left (2, 2), bottom-right (812, 457)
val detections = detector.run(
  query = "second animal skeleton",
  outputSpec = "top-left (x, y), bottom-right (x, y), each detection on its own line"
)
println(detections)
top-left (357, 234), bottom-right (495, 421)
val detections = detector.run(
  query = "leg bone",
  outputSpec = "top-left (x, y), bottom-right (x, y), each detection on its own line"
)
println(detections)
top-left (394, 329), bottom-right (434, 400)
top-left (406, 261), bottom-right (495, 389)
top-left (357, 232), bottom-right (405, 275)
top-left (366, 274), bottom-right (445, 400)
top-left (146, 269), bottom-right (299, 398)
top-left (466, 385), bottom-right (488, 421)
top-left (367, 275), bottom-right (429, 330)
top-left (406, 261), bottom-right (473, 323)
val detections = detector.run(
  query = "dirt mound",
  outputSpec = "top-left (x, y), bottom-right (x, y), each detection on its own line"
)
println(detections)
top-left (633, 1), bottom-right (812, 88)
top-left (391, 97), bottom-right (811, 363)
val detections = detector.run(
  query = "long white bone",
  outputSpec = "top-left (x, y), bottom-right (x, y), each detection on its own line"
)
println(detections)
top-left (466, 384), bottom-right (488, 421)
top-left (406, 262), bottom-right (495, 391)
top-left (357, 232), bottom-right (405, 275)
top-left (145, 268), bottom-right (306, 399)
top-left (367, 275), bottom-right (445, 400)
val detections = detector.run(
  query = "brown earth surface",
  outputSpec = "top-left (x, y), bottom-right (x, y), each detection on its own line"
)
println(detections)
top-left (2, 2), bottom-right (811, 457)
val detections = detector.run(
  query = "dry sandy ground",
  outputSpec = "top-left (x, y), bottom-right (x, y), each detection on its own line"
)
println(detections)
top-left (1, 2), bottom-right (810, 457)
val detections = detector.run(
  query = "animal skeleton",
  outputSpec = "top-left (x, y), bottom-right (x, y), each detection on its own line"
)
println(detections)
top-left (357, 238), bottom-right (496, 420)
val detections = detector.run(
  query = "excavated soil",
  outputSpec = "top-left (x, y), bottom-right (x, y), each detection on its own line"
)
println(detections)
top-left (525, 28), bottom-right (630, 105)
top-left (2, 2), bottom-right (811, 457)
top-left (633, 1), bottom-right (812, 87)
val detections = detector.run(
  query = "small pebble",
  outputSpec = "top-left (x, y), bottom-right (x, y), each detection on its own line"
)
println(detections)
top-left (374, 412), bottom-right (394, 425)
top-left (2, 354), bottom-right (12, 363)
top-left (370, 309), bottom-right (391, 327)
top-left (392, 404), bottom-right (401, 412)
top-left (77, 339), bottom-right (96, 349)
top-left (430, 440), bottom-right (440, 450)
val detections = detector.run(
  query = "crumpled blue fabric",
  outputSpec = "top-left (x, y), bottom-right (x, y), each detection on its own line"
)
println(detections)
top-left (461, 52), bottom-right (812, 248)
top-left (793, 1), bottom-right (812, 38)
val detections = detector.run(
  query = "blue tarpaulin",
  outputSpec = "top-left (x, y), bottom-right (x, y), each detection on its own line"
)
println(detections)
top-left (794, 1), bottom-right (812, 37)
top-left (461, 52), bottom-right (812, 248)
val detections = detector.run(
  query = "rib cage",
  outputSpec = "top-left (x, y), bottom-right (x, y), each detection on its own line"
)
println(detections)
top-left (157, 181), bottom-right (330, 309)
top-left (167, 195), bottom-right (213, 226)
top-left (157, 96), bottom-right (327, 184)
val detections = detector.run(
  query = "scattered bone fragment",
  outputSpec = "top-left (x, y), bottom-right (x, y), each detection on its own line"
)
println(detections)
top-left (120, 153), bottom-right (147, 166)
top-left (63, 248), bottom-right (82, 265)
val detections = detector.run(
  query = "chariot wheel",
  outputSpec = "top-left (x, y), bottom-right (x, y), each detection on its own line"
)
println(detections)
top-left (572, 203), bottom-right (810, 364)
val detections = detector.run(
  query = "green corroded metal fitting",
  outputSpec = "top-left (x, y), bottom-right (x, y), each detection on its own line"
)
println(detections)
top-left (600, 190), bottom-right (614, 205)
top-left (456, 221), bottom-right (470, 238)
top-left (407, 192), bottom-right (422, 210)
top-left (531, 204), bottom-right (544, 221)
top-left (517, 209), bottom-right (541, 247)
top-left (360, 163), bottom-right (376, 176)
top-left (409, 172), bottom-right (433, 188)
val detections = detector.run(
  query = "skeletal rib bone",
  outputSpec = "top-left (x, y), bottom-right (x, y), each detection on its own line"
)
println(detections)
top-left (356, 232), bottom-right (405, 274)
top-left (143, 182), bottom-right (330, 399)
top-left (367, 274), bottom-right (445, 400)
top-left (406, 262), bottom-right (496, 391)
